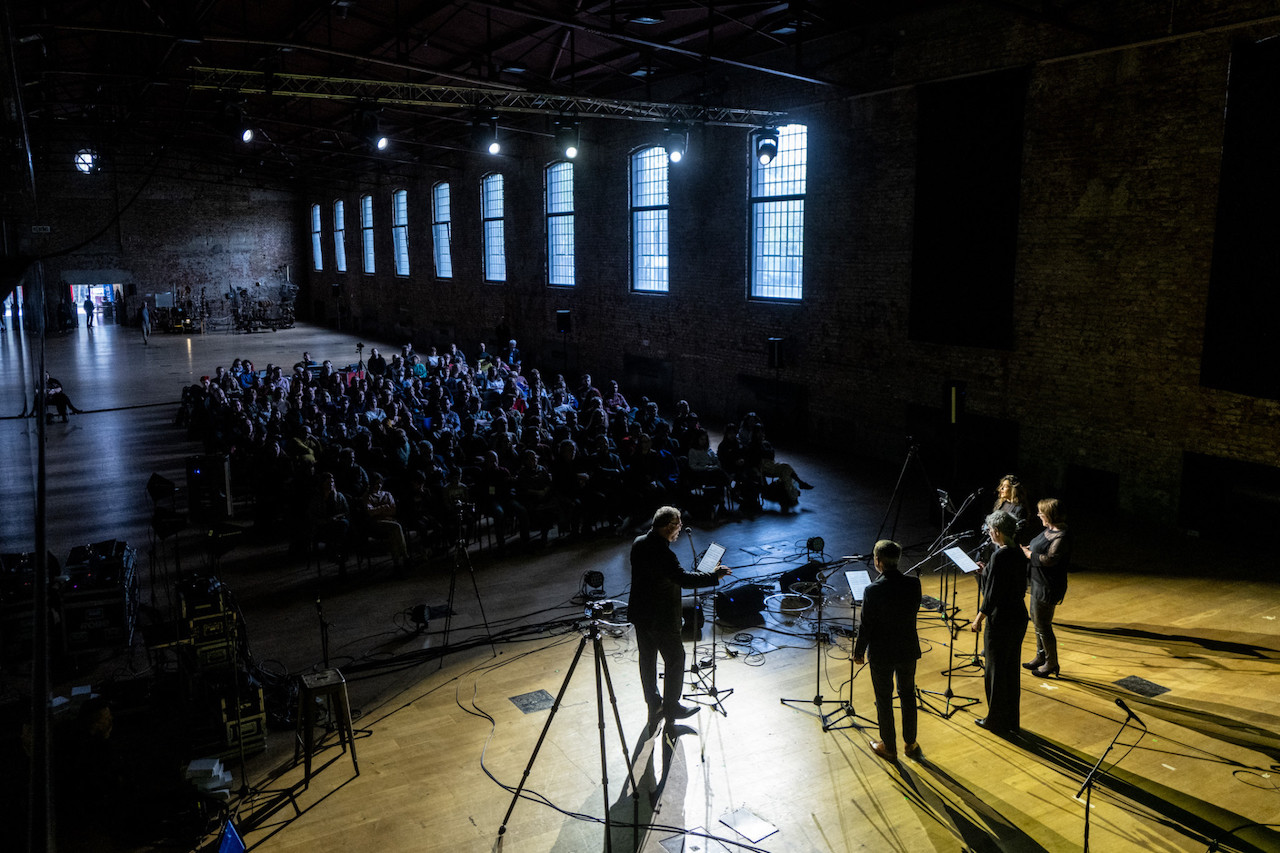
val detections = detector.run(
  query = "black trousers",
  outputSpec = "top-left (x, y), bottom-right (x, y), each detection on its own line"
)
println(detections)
top-left (983, 614), bottom-right (1028, 731)
top-left (634, 622), bottom-right (686, 714)
top-left (869, 656), bottom-right (918, 748)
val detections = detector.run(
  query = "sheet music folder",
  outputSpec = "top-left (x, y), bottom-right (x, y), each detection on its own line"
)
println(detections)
top-left (944, 546), bottom-right (981, 574)
top-left (696, 542), bottom-right (725, 575)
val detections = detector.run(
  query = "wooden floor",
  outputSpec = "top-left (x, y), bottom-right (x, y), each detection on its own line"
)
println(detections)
top-left (2, 318), bottom-right (1279, 853)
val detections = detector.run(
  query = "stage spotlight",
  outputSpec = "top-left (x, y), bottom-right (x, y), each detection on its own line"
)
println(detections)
top-left (554, 120), bottom-right (580, 159)
top-left (486, 117), bottom-right (501, 155)
top-left (580, 570), bottom-right (606, 600)
top-left (410, 603), bottom-right (430, 632)
top-left (74, 148), bottom-right (99, 174)
top-left (665, 125), bottom-right (688, 164)
top-left (356, 107), bottom-right (388, 152)
top-left (755, 127), bottom-right (779, 165)
top-left (240, 126), bottom-right (255, 144)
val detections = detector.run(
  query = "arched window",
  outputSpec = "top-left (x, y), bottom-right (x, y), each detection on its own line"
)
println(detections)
top-left (546, 161), bottom-right (575, 287)
top-left (749, 124), bottom-right (807, 300)
top-left (333, 200), bottom-right (347, 273)
top-left (310, 203), bottom-right (323, 272)
top-left (360, 193), bottom-right (375, 274)
top-left (432, 182), bottom-right (453, 279)
top-left (482, 173), bottom-right (506, 282)
top-left (392, 189), bottom-right (410, 276)
top-left (630, 146), bottom-right (668, 293)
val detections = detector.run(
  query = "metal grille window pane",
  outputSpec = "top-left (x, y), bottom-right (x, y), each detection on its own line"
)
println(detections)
top-left (333, 200), bottom-right (347, 273)
top-left (311, 204), bottom-right (323, 272)
top-left (361, 194), bottom-right (375, 274)
top-left (482, 173), bottom-right (506, 282)
top-left (432, 182), bottom-right (453, 279)
top-left (750, 124), bottom-right (807, 300)
top-left (392, 189), bottom-right (410, 276)
top-left (631, 147), bottom-right (669, 293)
top-left (546, 161), bottom-right (575, 287)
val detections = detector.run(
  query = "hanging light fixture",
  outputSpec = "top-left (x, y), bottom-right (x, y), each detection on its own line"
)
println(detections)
top-left (665, 125), bottom-right (688, 164)
top-left (554, 119), bottom-right (580, 159)
top-left (755, 126), bottom-right (780, 165)
top-left (356, 107), bottom-right (389, 152)
top-left (486, 116), bottom-right (501, 155)
top-left (74, 148), bottom-right (99, 174)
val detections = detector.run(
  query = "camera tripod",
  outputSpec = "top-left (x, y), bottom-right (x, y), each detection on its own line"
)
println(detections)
top-left (497, 607), bottom-right (640, 851)
top-left (439, 502), bottom-right (496, 669)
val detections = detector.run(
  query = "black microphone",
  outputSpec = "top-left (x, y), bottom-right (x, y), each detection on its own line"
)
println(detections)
top-left (1115, 697), bottom-right (1146, 728)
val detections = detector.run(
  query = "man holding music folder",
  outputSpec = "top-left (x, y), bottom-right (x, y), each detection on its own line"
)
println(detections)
top-left (853, 539), bottom-right (923, 762)
top-left (628, 506), bottom-right (731, 731)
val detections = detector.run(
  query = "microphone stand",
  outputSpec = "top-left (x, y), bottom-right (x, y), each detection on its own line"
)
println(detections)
top-left (913, 494), bottom-right (983, 718)
top-left (685, 529), bottom-right (733, 715)
top-left (815, 558), bottom-right (877, 732)
top-left (1077, 702), bottom-right (1147, 853)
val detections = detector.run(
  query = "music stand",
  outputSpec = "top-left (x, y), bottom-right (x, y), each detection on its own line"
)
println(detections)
top-left (780, 562), bottom-right (854, 726)
top-left (819, 562), bottom-right (878, 731)
top-left (916, 544), bottom-right (981, 719)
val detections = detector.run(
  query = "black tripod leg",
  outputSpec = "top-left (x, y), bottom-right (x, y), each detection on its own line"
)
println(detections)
top-left (499, 633), bottom-right (589, 835)
top-left (594, 634), bottom-right (642, 847)
top-left (463, 549), bottom-right (498, 658)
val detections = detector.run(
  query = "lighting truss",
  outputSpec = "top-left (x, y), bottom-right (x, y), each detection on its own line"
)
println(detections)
top-left (189, 67), bottom-right (787, 129)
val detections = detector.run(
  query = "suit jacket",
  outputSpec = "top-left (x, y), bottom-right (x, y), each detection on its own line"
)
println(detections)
top-left (854, 568), bottom-right (922, 664)
top-left (628, 530), bottom-right (720, 632)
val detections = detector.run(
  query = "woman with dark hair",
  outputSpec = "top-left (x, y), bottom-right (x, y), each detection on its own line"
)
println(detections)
top-left (971, 509), bottom-right (1028, 734)
top-left (992, 474), bottom-right (1030, 536)
top-left (1022, 497), bottom-right (1072, 677)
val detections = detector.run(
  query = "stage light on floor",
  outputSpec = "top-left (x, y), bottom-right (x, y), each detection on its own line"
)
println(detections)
top-left (579, 570), bottom-right (605, 601)
top-left (410, 603), bottom-right (429, 632)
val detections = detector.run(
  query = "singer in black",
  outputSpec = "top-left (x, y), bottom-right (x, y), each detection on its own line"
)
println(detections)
top-left (1022, 497), bottom-right (1072, 677)
top-left (628, 506), bottom-right (729, 729)
top-left (971, 510), bottom-right (1029, 735)
top-left (853, 540), bottom-right (922, 762)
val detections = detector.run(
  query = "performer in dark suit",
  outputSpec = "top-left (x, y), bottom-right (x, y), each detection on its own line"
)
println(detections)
top-left (971, 509), bottom-right (1029, 734)
top-left (853, 540), bottom-right (922, 761)
top-left (628, 505), bottom-right (729, 729)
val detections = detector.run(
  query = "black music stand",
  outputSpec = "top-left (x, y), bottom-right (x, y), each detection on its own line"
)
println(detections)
top-left (817, 560), bottom-right (878, 732)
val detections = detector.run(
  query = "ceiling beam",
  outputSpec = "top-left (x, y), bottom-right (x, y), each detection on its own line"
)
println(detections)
top-left (189, 67), bottom-right (787, 127)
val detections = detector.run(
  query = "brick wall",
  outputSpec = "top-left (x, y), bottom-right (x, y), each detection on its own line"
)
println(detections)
top-left (18, 3), bottom-right (1280, 525)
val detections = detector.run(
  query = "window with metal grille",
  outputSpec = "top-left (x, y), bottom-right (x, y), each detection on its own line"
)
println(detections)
top-left (482, 173), bottom-right (506, 282)
top-left (750, 124), bottom-right (807, 301)
top-left (310, 203), bottom-right (323, 272)
top-left (546, 161), bottom-right (575, 287)
top-left (432, 182), bottom-right (453, 279)
top-left (392, 189), bottom-right (410, 276)
top-left (360, 193), bottom-right (375, 274)
top-left (333, 200), bottom-right (348, 273)
top-left (631, 146), bottom-right (668, 293)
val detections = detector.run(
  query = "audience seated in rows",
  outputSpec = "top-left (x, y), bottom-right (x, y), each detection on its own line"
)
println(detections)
top-left (175, 341), bottom-right (814, 570)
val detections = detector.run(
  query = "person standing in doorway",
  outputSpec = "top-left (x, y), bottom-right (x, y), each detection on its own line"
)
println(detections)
top-left (140, 302), bottom-right (150, 345)
top-left (83, 295), bottom-right (94, 328)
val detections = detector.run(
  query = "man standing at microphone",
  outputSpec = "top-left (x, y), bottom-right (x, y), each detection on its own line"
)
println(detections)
top-left (854, 539), bottom-right (922, 762)
top-left (629, 506), bottom-right (730, 730)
